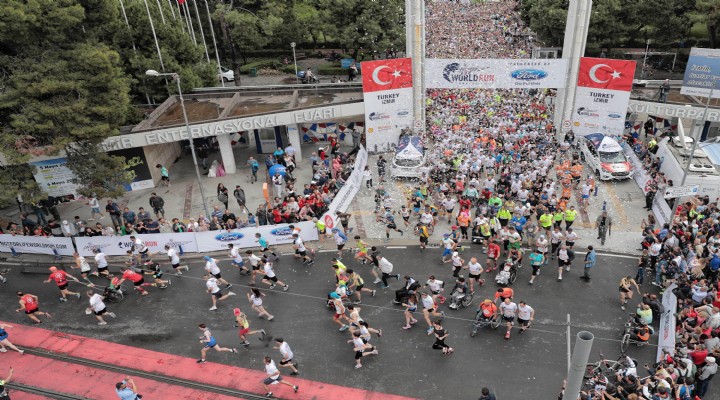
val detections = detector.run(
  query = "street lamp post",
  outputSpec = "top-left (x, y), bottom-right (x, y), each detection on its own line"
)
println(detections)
top-left (291, 42), bottom-right (298, 83)
top-left (146, 69), bottom-right (210, 218)
top-left (642, 39), bottom-right (650, 79)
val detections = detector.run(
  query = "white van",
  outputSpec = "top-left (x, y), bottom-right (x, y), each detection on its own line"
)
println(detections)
top-left (578, 134), bottom-right (633, 181)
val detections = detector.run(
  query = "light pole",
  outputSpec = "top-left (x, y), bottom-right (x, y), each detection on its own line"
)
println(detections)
top-left (642, 39), bottom-right (650, 79)
top-left (291, 42), bottom-right (298, 83)
top-left (146, 69), bottom-right (210, 218)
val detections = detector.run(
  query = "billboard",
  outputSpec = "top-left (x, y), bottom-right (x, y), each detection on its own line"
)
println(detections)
top-left (424, 59), bottom-right (569, 89)
top-left (30, 158), bottom-right (79, 197)
top-left (572, 57), bottom-right (636, 136)
top-left (362, 58), bottom-right (414, 153)
top-left (681, 47), bottom-right (720, 99)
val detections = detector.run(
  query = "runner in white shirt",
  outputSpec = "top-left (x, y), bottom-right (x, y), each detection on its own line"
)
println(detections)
top-left (85, 290), bottom-right (115, 325)
top-left (228, 244), bottom-right (250, 275)
top-left (204, 275), bottom-right (236, 311)
top-left (72, 252), bottom-right (98, 285)
top-left (262, 356), bottom-right (298, 397)
top-left (499, 298), bottom-right (518, 340)
top-left (130, 236), bottom-right (148, 262)
top-left (464, 257), bottom-right (485, 293)
top-left (92, 249), bottom-right (111, 278)
top-left (291, 234), bottom-right (314, 265)
top-left (273, 337), bottom-right (299, 375)
top-left (247, 287), bottom-right (274, 320)
top-left (351, 331), bottom-right (378, 369)
top-left (517, 301), bottom-right (535, 333)
top-left (246, 250), bottom-right (263, 286)
top-left (165, 244), bottom-right (189, 274)
top-left (261, 261), bottom-right (289, 291)
top-left (420, 292), bottom-right (444, 335)
top-left (203, 256), bottom-right (232, 288)
top-left (448, 252), bottom-right (464, 277)
top-left (565, 228), bottom-right (579, 250)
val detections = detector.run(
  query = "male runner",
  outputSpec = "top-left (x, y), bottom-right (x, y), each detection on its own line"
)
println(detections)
top-left (86, 290), bottom-right (116, 325)
top-left (197, 324), bottom-right (237, 363)
top-left (291, 234), bottom-right (314, 265)
top-left (204, 275), bottom-right (236, 311)
top-left (204, 256), bottom-right (232, 289)
top-left (233, 308), bottom-right (266, 346)
top-left (346, 269), bottom-right (376, 304)
top-left (93, 249), bottom-right (112, 279)
top-left (229, 244), bottom-right (251, 274)
top-left (274, 338), bottom-right (300, 375)
top-left (15, 292), bottom-right (51, 324)
top-left (262, 356), bottom-right (299, 397)
top-left (43, 266), bottom-right (81, 301)
top-left (261, 261), bottom-right (289, 291)
top-left (165, 244), bottom-right (190, 274)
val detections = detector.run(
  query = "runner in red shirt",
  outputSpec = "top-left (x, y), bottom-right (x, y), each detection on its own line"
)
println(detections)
top-left (43, 266), bottom-right (81, 302)
top-left (117, 267), bottom-right (150, 295)
top-left (486, 240), bottom-right (501, 272)
top-left (15, 292), bottom-right (51, 324)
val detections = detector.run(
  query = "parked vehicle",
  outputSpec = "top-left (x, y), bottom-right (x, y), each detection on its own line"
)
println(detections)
top-left (578, 133), bottom-right (633, 181)
top-left (218, 66), bottom-right (235, 82)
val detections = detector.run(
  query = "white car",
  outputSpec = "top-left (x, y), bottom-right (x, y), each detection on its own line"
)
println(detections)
top-left (632, 79), bottom-right (648, 87)
top-left (219, 66), bottom-right (235, 82)
top-left (578, 134), bottom-right (632, 181)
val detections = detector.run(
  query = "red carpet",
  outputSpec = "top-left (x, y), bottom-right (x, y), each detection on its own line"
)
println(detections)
top-left (2, 321), bottom-right (418, 400)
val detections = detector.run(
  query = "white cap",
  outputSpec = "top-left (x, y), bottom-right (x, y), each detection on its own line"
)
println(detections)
top-left (62, 220), bottom-right (69, 224)
top-left (452, 252), bottom-right (458, 257)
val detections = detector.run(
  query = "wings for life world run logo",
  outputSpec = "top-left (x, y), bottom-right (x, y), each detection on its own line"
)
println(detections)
top-left (577, 107), bottom-right (600, 118)
top-left (442, 63), bottom-right (495, 84)
top-left (214, 232), bottom-right (244, 242)
top-left (82, 242), bottom-right (114, 253)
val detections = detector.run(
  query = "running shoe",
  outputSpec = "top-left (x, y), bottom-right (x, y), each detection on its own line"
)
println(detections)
top-left (354, 364), bottom-right (362, 369)
top-left (209, 306), bottom-right (218, 311)
top-left (402, 325), bottom-right (412, 330)
top-left (225, 283), bottom-right (233, 289)
top-left (59, 297), bottom-right (67, 302)
top-left (339, 325), bottom-right (349, 332)
top-left (228, 292), bottom-right (236, 296)
top-left (373, 278), bottom-right (382, 284)
top-left (197, 359), bottom-right (206, 363)
top-left (293, 386), bottom-right (299, 393)
top-left (283, 285), bottom-right (289, 292)
top-left (75, 293), bottom-right (81, 299)
top-left (232, 348), bottom-right (238, 353)
top-left (259, 329), bottom-right (266, 341)
top-left (371, 290), bottom-right (376, 297)
top-left (426, 327), bottom-right (434, 335)
top-left (269, 284), bottom-right (276, 290)
top-left (0, 348), bottom-right (6, 353)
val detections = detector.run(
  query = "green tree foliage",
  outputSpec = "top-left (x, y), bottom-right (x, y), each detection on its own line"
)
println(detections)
top-left (694, 0), bottom-right (720, 48)
top-left (0, 0), bottom-right (135, 201)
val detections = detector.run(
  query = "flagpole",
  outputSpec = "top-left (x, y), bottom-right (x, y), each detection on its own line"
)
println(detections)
top-left (167, 0), bottom-right (176, 19)
top-left (143, 0), bottom-right (166, 72)
top-left (184, 0), bottom-right (198, 45)
top-left (118, 0), bottom-right (137, 53)
top-left (154, 0), bottom-right (166, 24)
top-left (204, 0), bottom-right (224, 87)
top-left (192, 0), bottom-right (211, 63)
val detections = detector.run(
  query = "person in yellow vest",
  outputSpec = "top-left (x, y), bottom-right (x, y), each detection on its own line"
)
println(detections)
top-left (497, 206), bottom-right (512, 227)
top-left (553, 210), bottom-right (564, 229)
top-left (539, 211), bottom-right (553, 236)
top-left (647, 138), bottom-right (657, 153)
top-left (564, 206), bottom-right (578, 230)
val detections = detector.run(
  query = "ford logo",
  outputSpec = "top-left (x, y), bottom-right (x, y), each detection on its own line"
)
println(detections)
top-left (510, 69), bottom-right (548, 81)
top-left (214, 232), bottom-right (244, 242)
top-left (397, 110), bottom-right (409, 116)
top-left (270, 228), bottom-right (293, 236)
top-left (608, 113), bottom-right (622, 119)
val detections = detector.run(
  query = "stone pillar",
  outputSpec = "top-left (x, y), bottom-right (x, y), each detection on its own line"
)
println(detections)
top-left (216, 133), bottom-right (236, 174)
top-left (287, 124), bottom-right (303, 161)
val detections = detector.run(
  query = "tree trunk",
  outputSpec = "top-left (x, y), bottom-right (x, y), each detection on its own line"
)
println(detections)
top-left (708, 23), bottom-right (717, 49)
top-left (352, 48), bottom-right (359, 61)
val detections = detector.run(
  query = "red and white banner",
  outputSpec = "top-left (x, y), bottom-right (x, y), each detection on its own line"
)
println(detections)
top-left (362, 58), bottom-right (413, 153)
top-left (572, 57), bottom-right (636, 136)
top-left (0, 234), bottom-right (75, 256)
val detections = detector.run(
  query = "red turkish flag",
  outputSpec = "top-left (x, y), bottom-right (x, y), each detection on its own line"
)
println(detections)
top-left (361, 58), bottom-right (413, 93)
top-left (177, 0), bottom-right (185, 4)
top-left (577, 57), bottom-right (636, 92)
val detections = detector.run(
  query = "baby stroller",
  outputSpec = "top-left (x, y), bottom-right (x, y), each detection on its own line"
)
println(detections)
top-left (103, 277), bottom-right (127, 303)
top-left (494, 260), bottom-right (518, 286)
top-left (447, 281), bottom-right (474, 310)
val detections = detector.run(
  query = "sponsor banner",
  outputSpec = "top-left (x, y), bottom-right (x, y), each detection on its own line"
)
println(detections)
top-left (363, 58), bottom-right (413, 153)
top-left (321, 147), bottom-right (368, 229)
top-left (652, 194), bottom-right (673, 228)
top-left (0, 234), bottom-right (75, 256)
top-left (657, 283), bottom-right (677, 361)
top-left (75, 233), bottom-right (199, 257)
top-left (194, 221), bottom-right (318, 253)
top-left (680, 47), bottom-right (720, 99)
top-left (30, 158), bottom-right (79, 198)
top-left (424, 59), bottom-right (568, 89)
top-left (621, 142), bottom-right (652, 194)
top-left (572, 87), bottom-right (630, 136)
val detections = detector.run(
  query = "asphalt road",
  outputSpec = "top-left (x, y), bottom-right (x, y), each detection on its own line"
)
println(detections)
top-left (0, 245), bottom-right (665, 399)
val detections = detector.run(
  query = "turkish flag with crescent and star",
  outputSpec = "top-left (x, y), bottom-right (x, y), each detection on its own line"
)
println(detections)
top-left (577, 57), bottom-right (636, 92)
top-left (361, 58), bottom-right (413, 93)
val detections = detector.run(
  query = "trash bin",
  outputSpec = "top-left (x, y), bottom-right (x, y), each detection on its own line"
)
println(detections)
top-left (249, 68), bottom-right (257, 77)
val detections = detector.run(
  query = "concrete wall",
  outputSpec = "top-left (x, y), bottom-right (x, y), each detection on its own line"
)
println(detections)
top-left (143, 142), bottom-right (182, 184)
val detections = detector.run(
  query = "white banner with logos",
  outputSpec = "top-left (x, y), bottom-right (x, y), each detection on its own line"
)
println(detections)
top-left (622, 142), bottom-right (652, 194)
top-left (424, 59), bottom-right (569, 89)
top-left (572, 87), bottom-right (629, 136)
top-left (652, 194), bottom-right (673, 228)
top-left (320, 147), bottom-right (368, 230)
top-left (657, 283), bottom-right (677, 361)
top-left (75, 232), bottom-right (199, 257)
top-left (364, 87), bottom-right (413, 153)
top-left (0, 234), bottom-right (75, 256)
top-left (194, 221), bottom-right (318, 253)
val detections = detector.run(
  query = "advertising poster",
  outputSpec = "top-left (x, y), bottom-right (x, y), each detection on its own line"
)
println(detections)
top-left (30, 158), bottom-right (79, 197)
top-left (572, 57), bottom-right (636, 136)
top-left (681, 47), bottom-right (720, 99)
top-left (362, 58), bottom-right (414, 153)
top-left (424, 59), bottom-right (569, 89)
